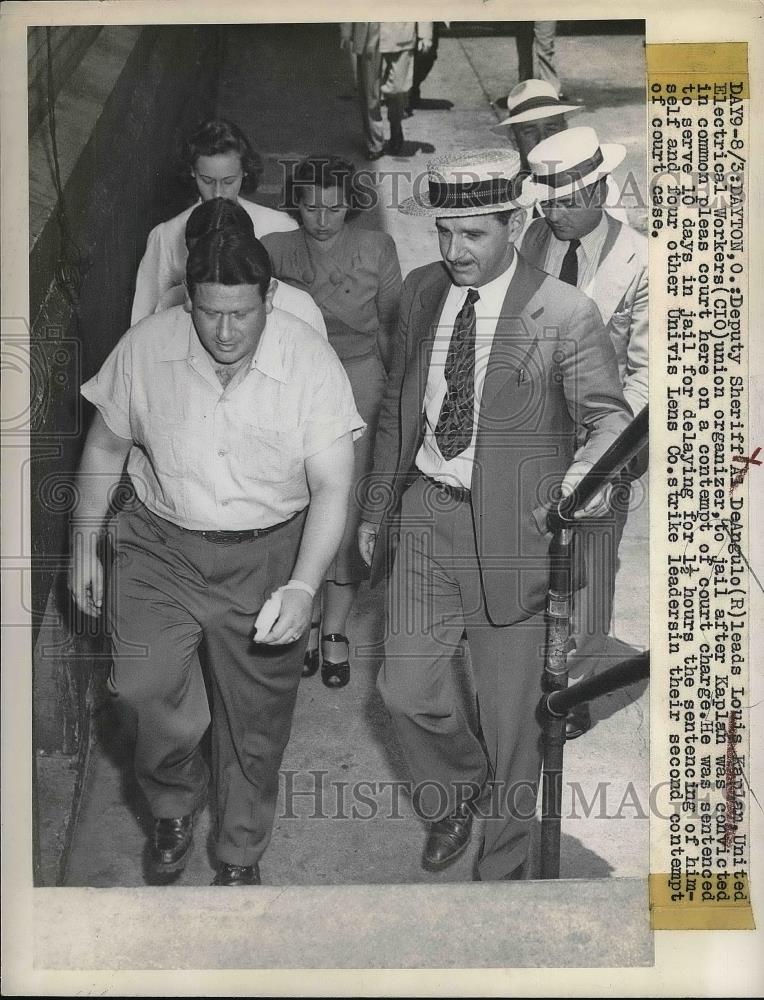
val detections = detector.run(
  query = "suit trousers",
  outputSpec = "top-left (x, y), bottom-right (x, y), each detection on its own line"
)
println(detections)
top-left (106, 504), bottom-right (307, 867)
top-left (377, 477), bottom-right (548, 880)
top-left (515, 21), bottom-right (559, 94)
top-left (356, 43), bottom-right (413, 153)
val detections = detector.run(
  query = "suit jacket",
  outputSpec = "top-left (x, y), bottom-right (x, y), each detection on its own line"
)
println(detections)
top-left (361, 253), bottom-right (632, 626)
top-left (521, 213), bottom-right (648, 416)
top-left (341, 22), bottom-right (434, 54)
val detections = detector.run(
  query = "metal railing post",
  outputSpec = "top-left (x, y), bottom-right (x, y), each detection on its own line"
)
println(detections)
top-left (538, 407), bottom-right (649, 879)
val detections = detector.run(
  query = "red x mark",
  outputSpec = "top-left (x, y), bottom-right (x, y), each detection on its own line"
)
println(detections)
top-left (732, 447), bottom-right (762, 468)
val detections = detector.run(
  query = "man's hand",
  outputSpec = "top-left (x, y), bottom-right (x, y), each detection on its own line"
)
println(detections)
top-left (560, 464), bottom-right (612, 519)
top-left (340, 36), bottom-right (352, 51)
top-left (417, 38), bottom-right (433, 54)
top-left (256, 589), bottom-right (313, 645)
top-left (358, 520), bottom-right (379, 567)
top-left (68, 535), bottom-right (104, 617)
top-left (67, 411), bottom-right (133, 616)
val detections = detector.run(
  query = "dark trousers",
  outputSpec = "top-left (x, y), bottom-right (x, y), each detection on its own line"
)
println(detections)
top-left (411, 24), bottom-right (439, 100)
top-left (106, 504), bottom-right (307, 866)
top-left (378, 478), bottom-right (547, 881)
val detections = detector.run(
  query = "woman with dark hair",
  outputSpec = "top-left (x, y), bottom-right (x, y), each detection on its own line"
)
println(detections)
top-left (131, 118), bottom-right (297, 325)
top-left (262, 155), bottom-right (402, 689)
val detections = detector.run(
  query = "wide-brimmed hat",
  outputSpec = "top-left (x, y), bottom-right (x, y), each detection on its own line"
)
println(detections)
top-left (526, 127), bottom-right (626, 201)
top-left (399, 148), bottom-right (537, 217)
top-left (496, 80), bottom-right (582, 126)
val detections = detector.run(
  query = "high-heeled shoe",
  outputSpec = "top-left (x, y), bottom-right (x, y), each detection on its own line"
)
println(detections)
top-left (302, 621), bottom-right (321, 678)
top-left (321, 633), bottom-right (350, 688)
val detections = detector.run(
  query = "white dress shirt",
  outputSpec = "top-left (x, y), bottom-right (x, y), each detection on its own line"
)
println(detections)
top-left (415, 254), bottom-right (518, 490)
top-left (541, 211), bottom-right (609, 295)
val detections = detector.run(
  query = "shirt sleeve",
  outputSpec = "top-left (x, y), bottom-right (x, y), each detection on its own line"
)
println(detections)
top-left (309, 300), bottom-right (328, 339)
top-left (80, 334), bottom-right (134, 440)
top-left (302, 346), bottom-right (366, 458)
top-left (131, 226), bottom-right (164, 325)
top-left (251, 204), bottom-right (299, 237)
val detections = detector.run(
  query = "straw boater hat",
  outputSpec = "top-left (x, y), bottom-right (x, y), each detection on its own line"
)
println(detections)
top-left (526, 126), bottom-right (626, 202)
top-left (398, 148), bottom-right (537, 217)
top-left (495, 79), bottom-right (582, 127)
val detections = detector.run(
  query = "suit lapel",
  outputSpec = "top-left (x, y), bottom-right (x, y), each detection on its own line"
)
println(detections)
top-left (520, 220), bottom-right (552, 270)
top-left (398, 266), bottom-right (451, 463)
top-left (479, 253), bottom-right (545, 414)
top-left (588, 215), bottom-right (635, 324)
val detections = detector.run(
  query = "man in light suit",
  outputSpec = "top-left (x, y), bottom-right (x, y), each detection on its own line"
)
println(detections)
top-left (357, 149), bottom-right (631, 881)
top-left (492, 79), bottom-right (631, 237)
top-left (521, 127), bottom-right (648, 737)
top-left (341, 22), bottom-right (434, 158)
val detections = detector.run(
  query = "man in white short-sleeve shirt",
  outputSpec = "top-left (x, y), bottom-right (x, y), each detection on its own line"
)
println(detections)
top-left (70, 229), bottom-right (364, 886)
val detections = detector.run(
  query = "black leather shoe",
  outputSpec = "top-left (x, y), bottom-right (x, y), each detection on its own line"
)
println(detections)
top-left (566, 702), bottom-right (592, 740)
top-left (366, 148), bottom-right (385, 161)
top-left (150, 815), bottom-right (194, 874)
top-left (321, 633), bottom-right (350, 688)
top-left (423, 800), bottom-right (474, 870)
top-left (212, 863), bottom-right (261, 886)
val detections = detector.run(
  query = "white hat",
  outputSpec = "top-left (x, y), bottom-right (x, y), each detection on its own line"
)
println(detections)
top-left (496, 80), bottom-right (582, 126)
top-left (398, 148), bottom-right (536, 217)
top-left (526, 126), bottom-right (626, 201)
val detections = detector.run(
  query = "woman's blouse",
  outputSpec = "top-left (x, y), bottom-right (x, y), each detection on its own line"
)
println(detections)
top-left (261, 225), bottom-right (402, 362)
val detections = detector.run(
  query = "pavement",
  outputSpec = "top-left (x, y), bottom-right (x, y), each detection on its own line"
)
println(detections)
top-left (62, 23), bottom-right (649, 893)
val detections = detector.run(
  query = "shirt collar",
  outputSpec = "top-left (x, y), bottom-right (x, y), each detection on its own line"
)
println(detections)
top-left (152, 308), bottom-right (197, 361)
top-left (547, 211), bottom-right (608, 260)
top-left (454, 250), bottom-right (518, 305)
top-left (578, 211), bottom-right (609, 264)
top-left (251, 310), bottom-right (289, 383)
top-left (154, 308), bottom-right (288, 384)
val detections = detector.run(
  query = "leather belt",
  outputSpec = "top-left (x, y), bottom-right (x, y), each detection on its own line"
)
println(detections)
top-left (421, 474), bottom-right (472, 503)
top-left (184, 511), bottom-right (300, 544)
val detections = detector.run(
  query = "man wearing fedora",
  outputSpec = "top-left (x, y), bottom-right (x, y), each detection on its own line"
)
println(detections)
top-left (521, 126), bottom-right (648, 738)
top-left (357, 149), bottom-right (631, 881)
top-left (494, 79), bottom-right (629, 231)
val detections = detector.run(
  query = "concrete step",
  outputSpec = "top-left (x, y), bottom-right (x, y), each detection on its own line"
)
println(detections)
top-left (34, 877), bottom-right (651, 969)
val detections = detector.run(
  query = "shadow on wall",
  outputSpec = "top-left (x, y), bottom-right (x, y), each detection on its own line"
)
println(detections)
top-left (30, 24), bottom-right (225, 884)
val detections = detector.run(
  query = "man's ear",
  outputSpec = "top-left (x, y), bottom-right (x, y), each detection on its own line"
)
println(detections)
top-left (182, 282), bottom-right (193, 313)
top-left (508, 208), bottom-right (527, 243)
top-left (264, 278), bottom-right (277, 313)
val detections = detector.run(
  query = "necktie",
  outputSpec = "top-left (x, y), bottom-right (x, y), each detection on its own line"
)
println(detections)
top-left (558, 238), bottom-right (580, 286)
top-left (434, 288), bottom-right (480, 461)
